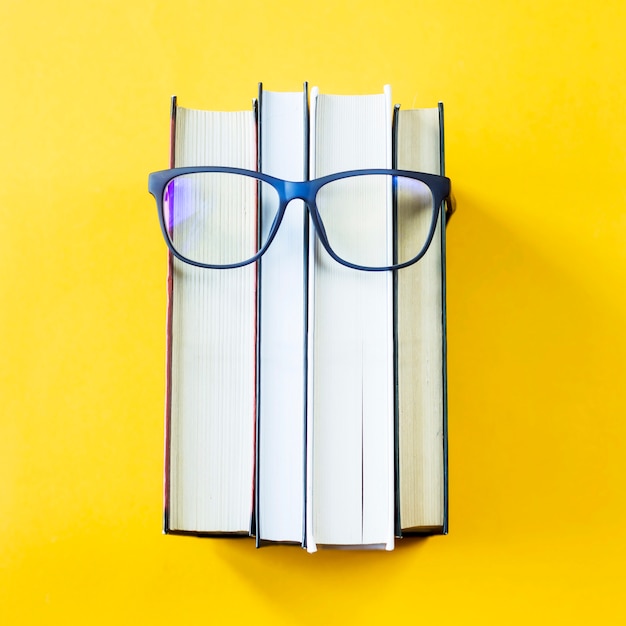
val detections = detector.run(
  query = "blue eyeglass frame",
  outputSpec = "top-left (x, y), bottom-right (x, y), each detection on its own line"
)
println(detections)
top-left (148, 166), bottom-right (452, 272)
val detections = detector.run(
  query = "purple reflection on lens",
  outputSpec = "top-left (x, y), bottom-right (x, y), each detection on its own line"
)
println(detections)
top-left (394, 175), bottom-right (430, 198)
top-left (163, 178), bottom-right (198, 235)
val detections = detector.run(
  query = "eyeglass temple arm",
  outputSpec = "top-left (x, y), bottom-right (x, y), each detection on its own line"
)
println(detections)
top-left (445, 190), bottom-right (457, 224)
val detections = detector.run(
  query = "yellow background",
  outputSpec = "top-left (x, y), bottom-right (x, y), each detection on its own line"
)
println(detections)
top-left (2, 0), bottom-right (625, 623)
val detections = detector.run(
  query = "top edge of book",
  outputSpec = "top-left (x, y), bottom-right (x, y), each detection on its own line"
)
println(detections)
top-left (260, 87), bottom-right (307, 95)
top-left (310, 85), bottom-right (391, 99)
top-left (176, 105), bottom-right (255, 114)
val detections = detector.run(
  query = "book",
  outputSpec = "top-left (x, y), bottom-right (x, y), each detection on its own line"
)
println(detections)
top-left (150, 85), bottom-right (450, 548)
top-left (256, 85), bottom-right (307, 545)
top-left (306, 87), bottom-right (395, 552)
top-left (395, 105), bottom-right (448, 534)
top-left (164, 99), bottom-right (257, 534)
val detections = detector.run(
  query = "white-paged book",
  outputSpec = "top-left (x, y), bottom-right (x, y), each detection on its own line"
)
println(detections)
top-left (306, 86), bottom-right (395, 552)
top-left (256, 86), bottom-right (307, 545)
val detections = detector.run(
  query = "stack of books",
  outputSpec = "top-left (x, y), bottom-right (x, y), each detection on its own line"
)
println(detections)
top-left (148, 83), bottom-right (453, 552)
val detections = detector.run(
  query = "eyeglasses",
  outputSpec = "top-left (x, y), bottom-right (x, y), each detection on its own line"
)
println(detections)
top-left (148, 166), bottom-right (452, 272)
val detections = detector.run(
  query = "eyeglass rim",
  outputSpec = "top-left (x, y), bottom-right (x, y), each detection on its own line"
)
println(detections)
top-left (148, 166), bottom-right (451, 271)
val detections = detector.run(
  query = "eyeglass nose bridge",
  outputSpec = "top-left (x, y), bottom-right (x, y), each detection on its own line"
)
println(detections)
top-left (277, 180), bottom-right (336, 256)
top-left (277, 179), bottom-right (327, 234)
top-left (269, 179), bottom-right (330, 252)
top-left (282, 179), bottom-right (318, 205)
top-left (258, 179), bottom-right (319, 259)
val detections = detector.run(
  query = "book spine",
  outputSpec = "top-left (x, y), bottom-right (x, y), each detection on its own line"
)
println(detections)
top-left (254, 86), bottom-right (262, 546)
top-left (391, 103), bottom-right (401, 538)
top-left (163, 95), bottom-right (177, 534)
top-left (305, 86), bottom-right (318, 552)
top-left (301, 82), bottom-right (310, 549)
top-left (439, 102), bottom-right (449, 534)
